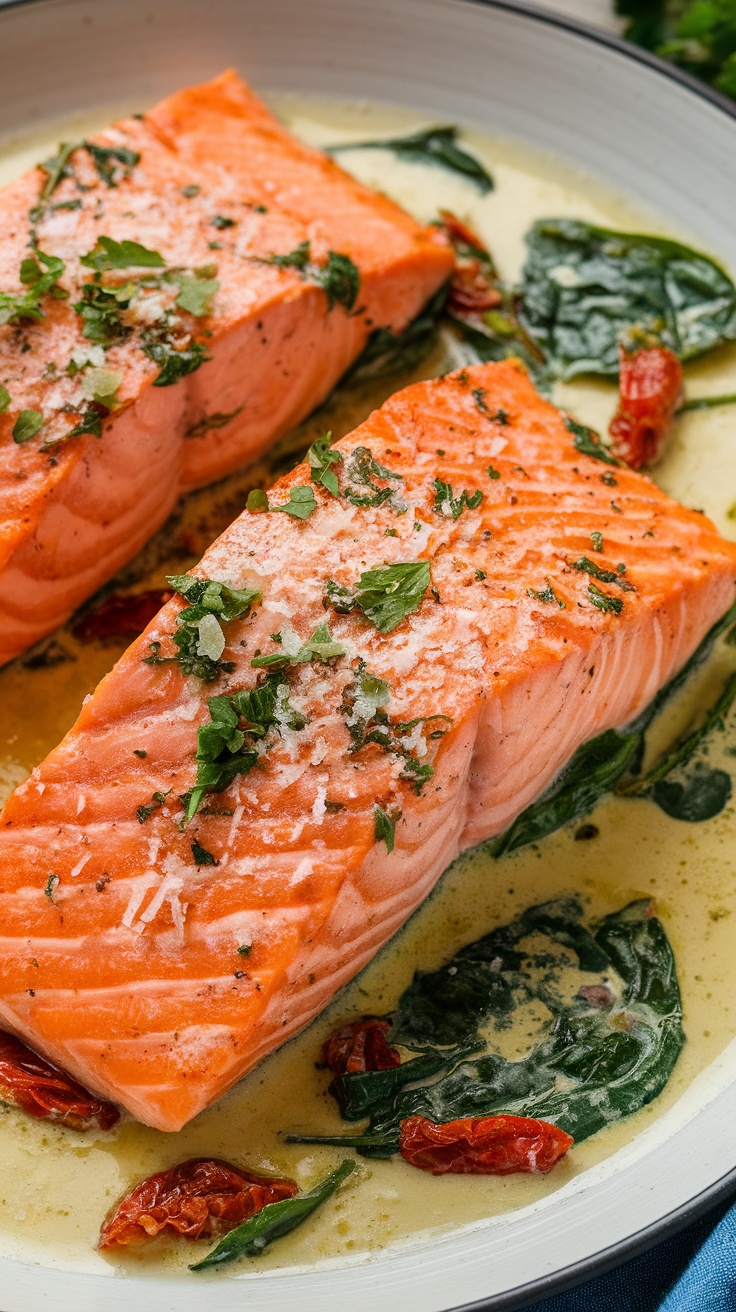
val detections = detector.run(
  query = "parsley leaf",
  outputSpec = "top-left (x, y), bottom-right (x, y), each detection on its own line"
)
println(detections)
top-left (339, 662), bottom-right (451, 793)
top-left (0, 385), bottom-right (10, 414)
top-left (80, 236), bottom-right (165, 272)
top-left (12, 409), bottom-right (44, 444)
top-left (262, 241), bottom-right (361, 311)
top-left (191, 840), bottom-right (219, 867)
top-left (565, 416), bottom-right (619, 466)
top-left (527, 583), bottom-right (565, 608)
top-left (587, 583), bottom-right (624, 615)
top-left (141, 336), bottom-right (210, 387)
top-left (572, 556), bottom-right (635, 592)
top-left (265, 240), bottom-right (312, 271)
top-left (590, 531), bottom-right (604, 552)
top-left (184, 675), bottom-right (305, 821)
top-left (274, 486), bottom-right (318, 519)
top-left (343, 446), bottom-right (407, 513)
top-left (306, 432), bottom-right (343, 496)
top-left (325, 560), bottom-right (431, 634)
top-left (136, 789), bottom-right (171, 823)
top-left (0, 249), bottom-right (66, 326)
top-left (143, 575), bottom-right (260, 682)
top-left (82, 366), bottom-right (122, 408)
top-left (73, 280), bottom-right (134, 345)
top-left (432, 477), bottom-right (483, 520)
top-left (374, 804), bottom-right (401, 852)
top-left (251, 622), bottom-right (345, 670)
top-left (83, 142), bottom-right (140, 187)
top-left (173, 271), bottom-right (219, 318)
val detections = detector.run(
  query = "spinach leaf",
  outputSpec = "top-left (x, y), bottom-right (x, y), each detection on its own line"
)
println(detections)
top-left (190, 1161), bottom-right (355, 1270)
top-left (345, 282), bottom-right (449, 383)
top-left (491, 599), bottom-right (736, 855)
top-left (519, 218), bottom-right (736, 379)
top-left (652, 766), bottom-right (732, 822)
top-left (328, 125), bottom-right (493, 193)
top-left (289, 897), bottom-right (683, 1156)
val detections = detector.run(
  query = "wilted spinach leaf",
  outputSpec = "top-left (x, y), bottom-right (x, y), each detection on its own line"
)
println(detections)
top-left (519, 218), bottom-right (736, 379)
top-left (329, 125), bottom-right (493, 193)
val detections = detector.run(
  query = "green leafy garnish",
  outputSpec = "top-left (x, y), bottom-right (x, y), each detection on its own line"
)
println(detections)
top-left (172, 271), bottom-right (219, 318)
top-left (190, 1161), bottom-right (355, 1271)
top-left (12, 409), bottom-right (44, 444)
top-left (251, 622), bottom-right (345, 670)
top-left (432, 477), bottom-right (483, 520)
top-left (141, 335), bottom-right (210, 387)
top-left (136, 790), bottom-right (170, 824)
top-left (73, 280), bottom-right (134, 345)
top-left (37, 141), bottom-right (80, 205)
top-left (345, 282), bottom-right (448, 383)
top-left (61, 402), bottom-right (107, 442)
top-left (342, 446), bottom-right (407, 513)
top-left (306, 432), bottom-right (343, 496)
top-left (211, 215), bottom-right (236, 230)
top-left (183, 676), bottom-right (306, 821)
top-left (265, 240), bottom-right (311, 271)
top-left (325, 560), bottom-right (431, 634)
top-left (83, 142), bottom-right (140, 187)
top-left (82, 366), bottom-right (122, 408)
top-left (590, 531), bottom-right (604, 552)
top-left (273, 486), bottom-right (318, 520)
top-left (566, 416), bottom-right (619, 466)
top-left (572, 556), bottom-right (635, 592)
top-left (339, 663), bottom-right (450, 794)
top-left (44, 873), bottom-right (59, 903)
top-left (328, 124), bottom-right (493, 193)
top-left (587, 583), bottom-right (624, 615)
top-left (527, 583), bottom-right (565, 607)
top-left (263, 242), bottom-right (361, 311)
top-left (289, 897), bottom-right (683, 1158)
top-left (0, 385), bottom-right (10, 414)
top-left (143, 574), bottom-right (260, 683)
top-left (191, 840), bottom-right (219, 867)
top-left (0, 249), bottom-right (66, 326)
top-left (374, 804), bottom-right (401, 853)
top-left (520, 218), bottom-right (736, 379)
top-left (618, 0), bottom-right (736, 99)
top-left (80, 236), bottom-right (165, 272)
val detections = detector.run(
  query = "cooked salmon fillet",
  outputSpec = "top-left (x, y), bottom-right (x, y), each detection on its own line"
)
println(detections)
top-left (0, 70), bottom-right (452, 666)
top-left (0, 359), bottom-right (733, 1131)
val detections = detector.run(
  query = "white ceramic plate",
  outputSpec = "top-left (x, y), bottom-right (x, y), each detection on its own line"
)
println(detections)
top-left (1, 1), bottom-right (736, 1308)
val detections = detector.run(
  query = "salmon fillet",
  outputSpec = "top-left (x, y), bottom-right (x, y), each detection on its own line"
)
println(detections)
top-left (0, 359), bottom-right (733, 1131)
top-left (0, 69), bottom-right (452, 665)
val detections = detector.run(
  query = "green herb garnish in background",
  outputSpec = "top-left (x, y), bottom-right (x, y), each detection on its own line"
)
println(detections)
top-left (328, 124), bottom-right (493, 193)
top-left (618, 0), bottom-right (736, 99)
top-left (325, 560), bottom-right (431, 634)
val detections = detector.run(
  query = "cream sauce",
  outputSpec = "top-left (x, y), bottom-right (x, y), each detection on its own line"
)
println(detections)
top-left (0, 94), bottom-right (734, 1277)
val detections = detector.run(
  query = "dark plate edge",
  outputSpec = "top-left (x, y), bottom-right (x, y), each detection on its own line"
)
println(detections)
top-left (0, 0), bottom-right (734, 1308)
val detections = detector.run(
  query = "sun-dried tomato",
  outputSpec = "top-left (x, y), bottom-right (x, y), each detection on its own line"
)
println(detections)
top-left (399, 1114), bottom-right (573, 1175)
top-left (72, 589), bottom-right (172, 644)
top-left (609, 344), bottom-right (683, 470)
top-left (0, 1029), bottom-right (119, 1132)
top-left (99, 1158), bottom-right (298, 1249)
top-left (439, 209), bottom-right (503, 315)
top-left (323, 1017), bottom-right (401, 1076)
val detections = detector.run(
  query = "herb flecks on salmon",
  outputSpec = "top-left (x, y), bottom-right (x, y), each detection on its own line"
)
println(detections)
top-left (0, 360), bottom-right (734, 1132)
top-left (0, 69), bottom-right (453, 665)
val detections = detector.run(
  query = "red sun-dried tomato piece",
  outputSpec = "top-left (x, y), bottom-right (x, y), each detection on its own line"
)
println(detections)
top-left (72, 589), bottom-right (172, 644)
top-left (323, 1017), bottom-right (401, 1076)
top-left (0, 1029), bottom-right (119, 1132)
top-left (99, 1158), bottom-right (298, 1249)
top-left (609, 344), bottom-right (683, 470)
top-left (399, 1114), bottom-right (573, 1175)
top-left (439, 209), bottom-right (503, 315)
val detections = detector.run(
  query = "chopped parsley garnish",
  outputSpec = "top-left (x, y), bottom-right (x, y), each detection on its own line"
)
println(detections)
top-left (61, 401), bottom-right (108, 442)
top-left (601, 472), bottom-right (618, 487)
top-left (473, 388), bottom-right (508, 424)
top-left (181, 184), bottom-right (200, 199)
top-left (587, 583), bottom-right (624, 615)
top-left (80, 236), bottom-right (165, 272)
top-left (133, 749), bottom-right (147, 758)
top-left (527, 583), bottom-right (565, 607)
top-left (12, 409), bottom-right (44, 444)
top-left (342, 446), bottom-right (407, 512)
top-left (306, 432), bottom-right (343, 496)
top-left (183, 675), bottom-right (306, 821)
top-left (37, 140), bottom-right (139, 207)
top-left (142, 334), bottom-right (211, 387)
top-left (73, 280), bottom-right (134, 345)
top-left (36, 141), bottom-right (79, 206)
top-left (82, 366), bottom-right (122, 408)
top-left (171, 269), bottom-right (219, 318)
top-left (432, 477), bottom-right (483, 520)
top-left (44, 873), bottom-right (59, 903)
top-left (590, 531), bottom-right (604, 552)
top-left (374, 804), bottom-right (401, 853)
top-left (325, 560), bottom-right (431, 634)
top-left (340, 662), bottom-right (450, 794)
top-left (252, 622), bottom-right (345, 670)
top-left (191, 840), bottom-right (219, 867)
top-left (246, 485), bottom-right (317, 519)
top-left (487, 465), bottom-right (501, 480)
top-left (262, 242), bottom-right (361, 311)
top-left (572, 556), bottom-right (635, 592)
top-left (237, 943), bottom-right (252, 957)
top-left (475, 569), bottom-right (486, 580)
top-left (211, 215), bottom-right (236, 230)
top-left (0, 249), bottom-right (66, 326)
top-left (143, 574), bottom-right (260, 682)
top-left (566, 416), bottom-right (619, 466)
top-left (0, 385), bottom-right (9, 414)
top-left (83, 142), bottom-right (140, 188)
top-left (136, 790), bottom-right (171, 823)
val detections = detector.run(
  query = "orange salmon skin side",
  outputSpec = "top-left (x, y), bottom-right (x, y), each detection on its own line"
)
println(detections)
top-left (0, 69), bottom-right (452, 665)
top-left (0, 359), bottom-right (733, 1131)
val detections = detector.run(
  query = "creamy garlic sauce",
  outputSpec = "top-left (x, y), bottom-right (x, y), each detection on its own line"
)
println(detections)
top-left (0, 94), bottom-right (735, 1278)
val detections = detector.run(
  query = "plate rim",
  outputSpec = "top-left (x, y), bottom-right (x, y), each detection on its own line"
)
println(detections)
top-left (0, 0), bottom-right (735, 1308)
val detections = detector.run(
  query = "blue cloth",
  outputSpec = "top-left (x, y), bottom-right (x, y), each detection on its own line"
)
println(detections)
top-left (524, 1193), bottom-right (736, 1311)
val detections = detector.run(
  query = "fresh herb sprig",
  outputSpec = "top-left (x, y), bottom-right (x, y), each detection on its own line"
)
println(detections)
top-left (251, 623), bottom-right (345, 670)
top-left (432, 477), bottom-right (483, 520)
top-left (339, 663), bottom-right (450, 793)
top-left (0, 249), bottom-right (66, 326)
top-left (143, 574), bottom-right (260, 683)
top-left (306, 432), bottom-right (343, 496)
top-left (246, 485), bottom-right (318, 520)
top-left (325, 561), bottom-right (431, 634)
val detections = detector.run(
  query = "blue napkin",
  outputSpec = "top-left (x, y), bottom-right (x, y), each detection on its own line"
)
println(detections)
top-left (524, 1192), bottom-right (736, 1311)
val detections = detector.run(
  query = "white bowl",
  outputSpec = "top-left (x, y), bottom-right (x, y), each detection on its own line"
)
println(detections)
top-left (1, 1), bottom-right (735, 1308)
